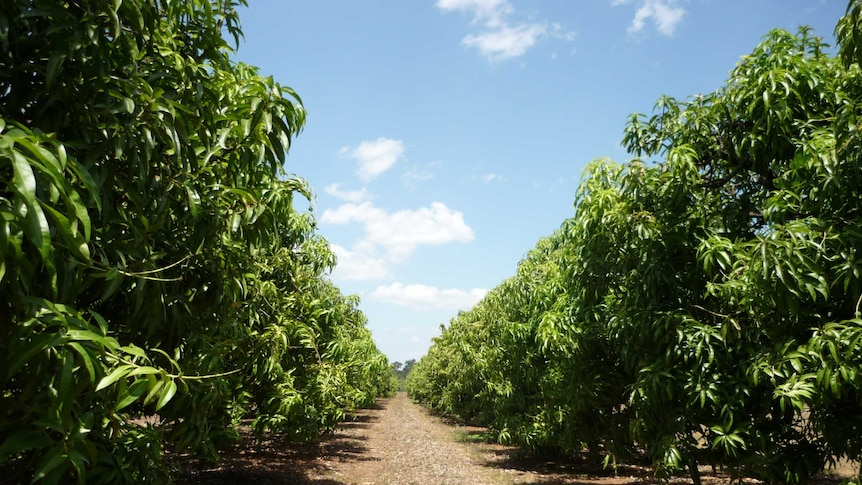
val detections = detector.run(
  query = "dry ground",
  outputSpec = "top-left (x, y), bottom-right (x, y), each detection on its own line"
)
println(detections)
top-left (177, 392), bottom-right (858, 485)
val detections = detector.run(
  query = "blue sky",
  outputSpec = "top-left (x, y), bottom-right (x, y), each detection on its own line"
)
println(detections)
top-left (235, 0), bottom-right (846, 364)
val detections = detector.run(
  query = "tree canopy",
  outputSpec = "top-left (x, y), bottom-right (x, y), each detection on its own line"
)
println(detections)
top-left (0, 1), bottom-right (395, 482)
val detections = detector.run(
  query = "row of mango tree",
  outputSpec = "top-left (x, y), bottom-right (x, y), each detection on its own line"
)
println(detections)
top-left (0, 1), bottom-right (397, 483)
top-left (408, 5), bottom-right (862, 484)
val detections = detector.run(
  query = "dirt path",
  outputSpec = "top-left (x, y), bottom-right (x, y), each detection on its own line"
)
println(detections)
top-left (179, 392), bottom-right (857, 485)
top-left (324, 392), bottom-right (507, 485)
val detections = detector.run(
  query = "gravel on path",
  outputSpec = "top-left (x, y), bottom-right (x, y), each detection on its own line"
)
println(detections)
top-left (326, 392), bottom-right (507, 485)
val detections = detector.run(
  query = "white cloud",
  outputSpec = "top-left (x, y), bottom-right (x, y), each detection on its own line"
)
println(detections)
top-left (615, 0), bottom-right (685, 36)
top-left (371, 282), bottom-right (488, 311)
top-left (321, 201), bottom-right (474, 261)
top-left (480, 172), bottom-right (504, 183)
top-left (463, 24), bottom-right (546, 62)
top-left (436, 0), bottom-right (511, 26)
top-left (437, 0), bottom-right (573, 62)
top-left (324, 183), bottom-right (371, 203)
top-left (323, 201), bottom-right (475, 283)
top-left (340, 138), bottom-right (404, 182)
top-left (328, 243), bottom-right (391, 281)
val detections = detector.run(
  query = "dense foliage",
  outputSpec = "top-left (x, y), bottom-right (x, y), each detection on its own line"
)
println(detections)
top-left (0, 1), bottom-right (395, 483)
top-left (408, 4), bottom-right (862, 483)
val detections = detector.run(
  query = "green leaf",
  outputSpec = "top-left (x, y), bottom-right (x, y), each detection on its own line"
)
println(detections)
top-left (120, 344), bottom-right (147, 360)
top-left (185, 186), bottom-right (201, 217)
top-left (66, 328), bottom-right (120, 350)
top-left (45, 50), bottom-right (66, 91)
top-left (9, 151), bottom-right (52, 261)
top-left (143, 378), bottom-right (165, 406)
top-left (67, 158), bottom-right (101, 213)
top-left (95, 364), bottom-right (133, 392)
top-left (31, 446), bottom-right (67, 483)
top-left (3, 332), bottom-right (65, 384)
top-left (155, 380), bottom-right (177, 411)
top-left (115, 378), bottom-right (149, 410)
top-left (68, 342), bottom-right (96, 384)
top-left (39, 202), bottom-right (90, 260)
top-left (0, 431), bottom-right (52, 461)
top-left (58, 349), bottom-right (74, 407)
top-left (128, 366), bottom-right (161, 377)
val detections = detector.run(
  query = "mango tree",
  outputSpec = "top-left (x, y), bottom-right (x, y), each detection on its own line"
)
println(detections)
top-left (410, 3), bottom-right (862, 482)
top-left (1, 1), bottom-right (394, 483)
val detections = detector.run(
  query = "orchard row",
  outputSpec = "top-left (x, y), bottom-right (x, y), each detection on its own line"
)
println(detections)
top-left (409, 5), bottom-right (862, 483)
top-left (0, 1), bottom-right (396, 483)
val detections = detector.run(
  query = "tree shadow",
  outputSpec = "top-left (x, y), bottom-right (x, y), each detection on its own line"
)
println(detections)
top-left (481, 447), bottom-right (657, 485)
top-left (342, 411), bottom-right (382, 425)
top-left (481, 446), bottom-right (856, 485)
top-left (176, 398), bottom-right (393, 484)
top-left (175, 429), bottom-right (380, 484)
top-left (175, 438), bottom-right (351, 484)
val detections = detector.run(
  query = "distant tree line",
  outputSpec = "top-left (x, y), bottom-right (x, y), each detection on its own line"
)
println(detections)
top-left (391, 359), bottom-right (416, 390)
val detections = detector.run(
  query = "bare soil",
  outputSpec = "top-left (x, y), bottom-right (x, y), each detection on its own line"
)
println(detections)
top-left (177, 392), bottom-right (858, 485)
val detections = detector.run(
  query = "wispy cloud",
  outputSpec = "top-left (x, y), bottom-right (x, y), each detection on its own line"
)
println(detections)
top-left (371, 282), bottom-right (487, 311)
top-left (402, 163), bottom-right (436, 189)
top-left (339, 138), bottom-right (404, 182)
top-left (322, 201), bottom-right (474, 262)
top-left (551, 22), bottom-right (577, 42)
top-left (614, 0), bottom-right (686, 37)
top-left (324, 183), bottom-right (371, 203)
top-left (479, 172), bottom-right (504, 183)
top-left (437, 0), bottom-right (574, 62)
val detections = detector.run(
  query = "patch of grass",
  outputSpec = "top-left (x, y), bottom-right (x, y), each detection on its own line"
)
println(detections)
top-left (452, 428), bottom-right (494, 444)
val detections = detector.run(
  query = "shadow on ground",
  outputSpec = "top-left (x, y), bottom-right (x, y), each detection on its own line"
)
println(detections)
top-left (175, 401), bottom-right (388, 485)
top-left (479, 445), bottom-right (854, 485)
top-left (480, 447), bottom-right (660, 485)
